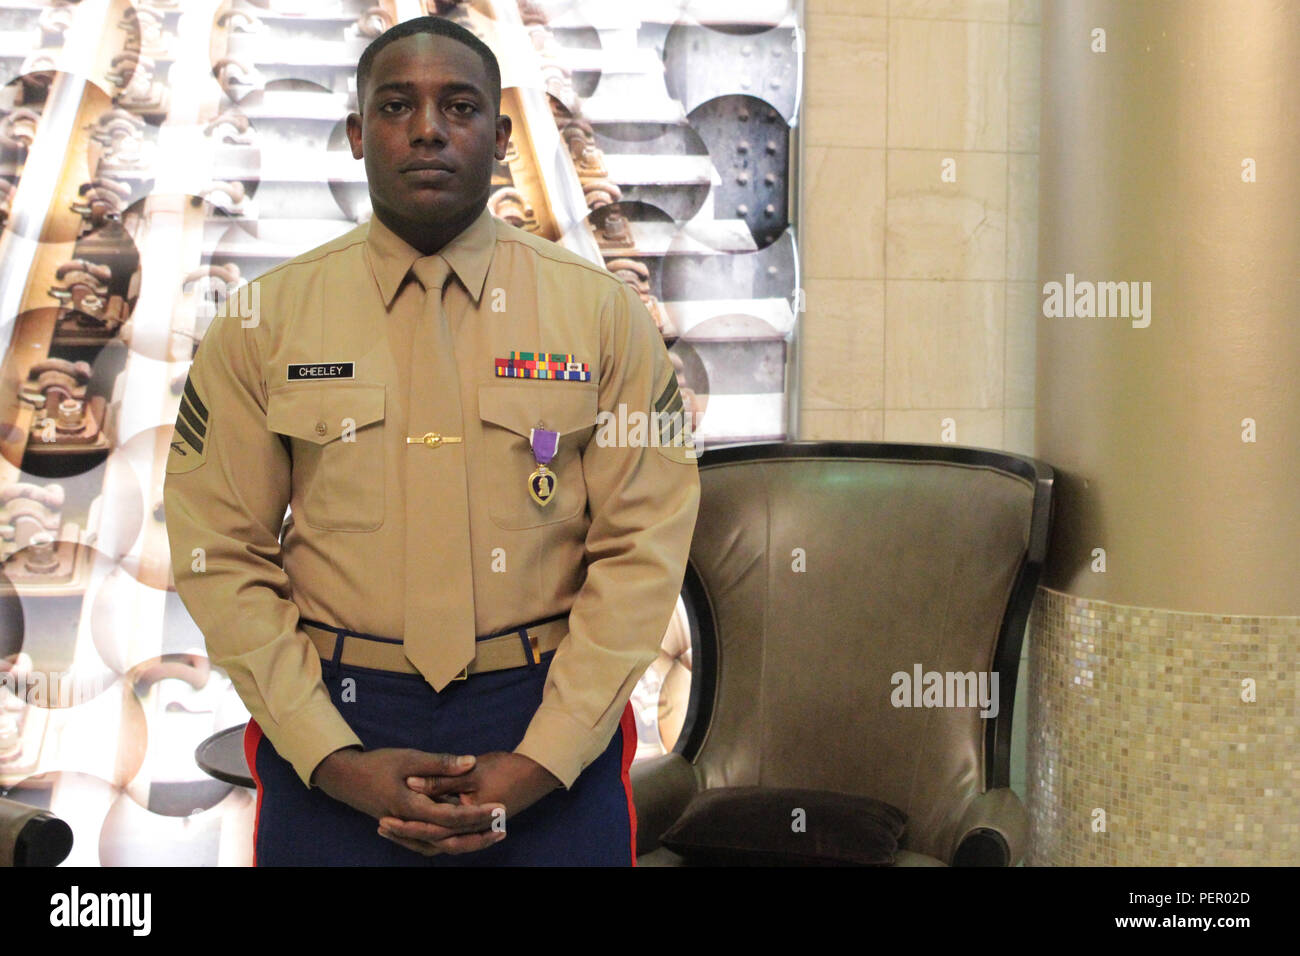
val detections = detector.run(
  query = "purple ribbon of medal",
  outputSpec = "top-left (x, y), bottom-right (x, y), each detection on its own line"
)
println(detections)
top-left (527, 427), bottom-right (559, 506)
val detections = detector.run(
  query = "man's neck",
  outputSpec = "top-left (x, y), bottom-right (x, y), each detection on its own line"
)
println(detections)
top-left (373, 200), bottom-right (484, 256)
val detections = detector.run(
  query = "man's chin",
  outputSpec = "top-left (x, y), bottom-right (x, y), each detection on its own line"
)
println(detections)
top-left (402, 188), bottom-right (456, 209)
top-left (381, 191), bottom-right (467, 224)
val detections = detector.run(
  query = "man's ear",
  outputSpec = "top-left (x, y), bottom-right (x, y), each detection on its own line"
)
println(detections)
top-left (494, 112), bottom-right (512, 161)
top-left (346, 112), bottom-right (364, 160)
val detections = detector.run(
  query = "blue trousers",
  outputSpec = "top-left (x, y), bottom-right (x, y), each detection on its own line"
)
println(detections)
top-left (244, 646), bottom-right (637, 866)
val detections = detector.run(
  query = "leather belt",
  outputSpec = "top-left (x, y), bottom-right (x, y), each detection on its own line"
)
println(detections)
top-left (300, 617), bottom-right (568, 679)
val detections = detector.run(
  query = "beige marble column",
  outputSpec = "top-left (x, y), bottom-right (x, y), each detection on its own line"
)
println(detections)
top-left (1030, 0), bottom-right (1300, 864)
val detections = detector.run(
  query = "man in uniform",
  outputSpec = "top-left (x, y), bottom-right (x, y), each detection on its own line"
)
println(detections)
top-left (162, 16), bottom-right (699, 865)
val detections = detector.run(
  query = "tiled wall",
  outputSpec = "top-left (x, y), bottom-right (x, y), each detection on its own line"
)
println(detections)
top-left (799, 0), bottom-right (1040, 455)
top-left (1027, 588), bottom-right (1300, 865)
top-left (799, 0), bottom-right (1042, 803)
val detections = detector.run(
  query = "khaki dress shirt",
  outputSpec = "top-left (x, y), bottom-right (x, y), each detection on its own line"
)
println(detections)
top-left (162, 205), bottom-right (700, 790)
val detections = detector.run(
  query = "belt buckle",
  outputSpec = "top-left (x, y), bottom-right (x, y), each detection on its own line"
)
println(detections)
top-left (528, 633), bottom-right (540, 664)
top-left (452, 666), bottom-right (468, 681)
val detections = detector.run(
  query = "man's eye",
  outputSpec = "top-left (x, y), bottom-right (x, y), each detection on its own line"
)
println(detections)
top-left (379, 101), bottom-right (408, 114)
top-left (449, 102), bottom-right (477, 116)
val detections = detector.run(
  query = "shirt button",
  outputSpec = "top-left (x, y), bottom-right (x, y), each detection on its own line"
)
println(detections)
top-left (314, 420), bottom-right (327, 436)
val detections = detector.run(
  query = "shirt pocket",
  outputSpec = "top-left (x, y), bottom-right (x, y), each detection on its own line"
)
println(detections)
top-left (266, 383), bottom-right (387, 532)
top-left (477, 382), bottom-right (597, 530)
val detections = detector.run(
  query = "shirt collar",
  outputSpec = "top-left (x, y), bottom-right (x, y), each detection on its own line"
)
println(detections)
top-left (364, 204), bottom-right (497, 308)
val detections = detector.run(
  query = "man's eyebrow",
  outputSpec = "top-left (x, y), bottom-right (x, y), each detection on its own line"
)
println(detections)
top-left (369, 80), bottom-right (487, 99)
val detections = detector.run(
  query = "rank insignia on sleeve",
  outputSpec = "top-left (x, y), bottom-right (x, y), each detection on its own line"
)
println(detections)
top-left (494, 351), bottom-right (591, 381)
top-left (165, 375), bottom-right (210, 474)
top-left (652, 373), bottom-right (697, 465)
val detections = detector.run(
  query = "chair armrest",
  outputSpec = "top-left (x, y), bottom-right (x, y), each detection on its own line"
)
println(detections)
top-left (0, 796), bottom-right (74, 867)
top-left (629, 752), bottom-right (698, 856)
top-left (950, 787), bottom-right (1028, 866)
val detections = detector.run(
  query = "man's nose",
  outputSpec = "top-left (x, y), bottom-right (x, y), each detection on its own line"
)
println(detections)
top-left (410, 101), bottom-right (447, 145)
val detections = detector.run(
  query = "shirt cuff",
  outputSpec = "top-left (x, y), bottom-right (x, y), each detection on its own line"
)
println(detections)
top-left (268, 700), bottom-right (365, 789)
top-left (513, 705), bottom-right (611, 791)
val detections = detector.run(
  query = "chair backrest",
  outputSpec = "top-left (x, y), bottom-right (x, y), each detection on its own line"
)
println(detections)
top-left (676, 441), bottom-right (1053, 861)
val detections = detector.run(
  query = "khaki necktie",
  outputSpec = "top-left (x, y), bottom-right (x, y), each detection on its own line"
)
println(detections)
top-left (403, 254), bottom-right (476, 690)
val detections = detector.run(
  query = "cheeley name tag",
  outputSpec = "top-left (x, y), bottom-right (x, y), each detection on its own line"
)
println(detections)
top-left (287, 362), bottom-right (355, 381)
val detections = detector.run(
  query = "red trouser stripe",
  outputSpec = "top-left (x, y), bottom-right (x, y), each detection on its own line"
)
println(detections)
top-left (243, 719), bottom-right (265, 868)
top-left (619, 701), bottom-right (638, 867)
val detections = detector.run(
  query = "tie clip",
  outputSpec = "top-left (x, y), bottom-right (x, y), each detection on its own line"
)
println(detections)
top-left (406, 432), bottom-right (462, 448)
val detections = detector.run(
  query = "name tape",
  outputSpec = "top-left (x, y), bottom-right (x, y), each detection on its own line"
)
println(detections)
top-left (287, 362), bottom-right (355, 381)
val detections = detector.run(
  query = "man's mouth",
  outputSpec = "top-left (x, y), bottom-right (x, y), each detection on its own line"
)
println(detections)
top-left (400, 161), bottom-right (455, 175)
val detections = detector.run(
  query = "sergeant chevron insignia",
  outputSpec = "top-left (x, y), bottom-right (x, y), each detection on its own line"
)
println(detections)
top-left (652, 373), bottom-right (696, 465)
top-left (165, 375), bottom-right (210, 474)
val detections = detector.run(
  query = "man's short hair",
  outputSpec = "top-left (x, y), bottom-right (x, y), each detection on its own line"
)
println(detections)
top-left (355, 15), bottom-right (502, 115)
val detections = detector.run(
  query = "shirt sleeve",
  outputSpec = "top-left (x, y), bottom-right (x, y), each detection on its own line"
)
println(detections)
top-left (513, 281), bottom-right (701, 788)
top-left (162, 310), bottom-right (363, 788)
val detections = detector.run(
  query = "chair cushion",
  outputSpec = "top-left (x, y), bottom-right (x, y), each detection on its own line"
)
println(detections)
top-left (659, 786), bottom-right (907, 866)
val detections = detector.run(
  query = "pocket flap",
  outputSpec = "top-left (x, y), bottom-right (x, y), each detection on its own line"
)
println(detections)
top-left (477, 383), bottom-right (597, 438)
top-left (267, 383), bottom-right (386, 445)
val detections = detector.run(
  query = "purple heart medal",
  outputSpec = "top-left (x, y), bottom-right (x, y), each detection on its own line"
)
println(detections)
top-left (527, 424), bottom-right (559, 506)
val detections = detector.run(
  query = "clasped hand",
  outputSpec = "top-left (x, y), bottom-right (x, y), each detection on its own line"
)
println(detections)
top-left (313, 747), bottom-right (561, 858)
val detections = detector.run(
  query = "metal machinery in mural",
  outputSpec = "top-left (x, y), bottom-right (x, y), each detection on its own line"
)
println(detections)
top-left (0, 0), bottom-right (801, 864)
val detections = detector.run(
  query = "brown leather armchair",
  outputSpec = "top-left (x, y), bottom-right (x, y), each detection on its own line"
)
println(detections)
top-left (0, 796), bottom-right (74, 866)
top-left (634, 441), bottom-right (1054, 866)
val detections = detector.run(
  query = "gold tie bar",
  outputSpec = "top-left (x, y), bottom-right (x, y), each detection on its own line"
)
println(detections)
top-left (406, 432), bottom-right (462, 448)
